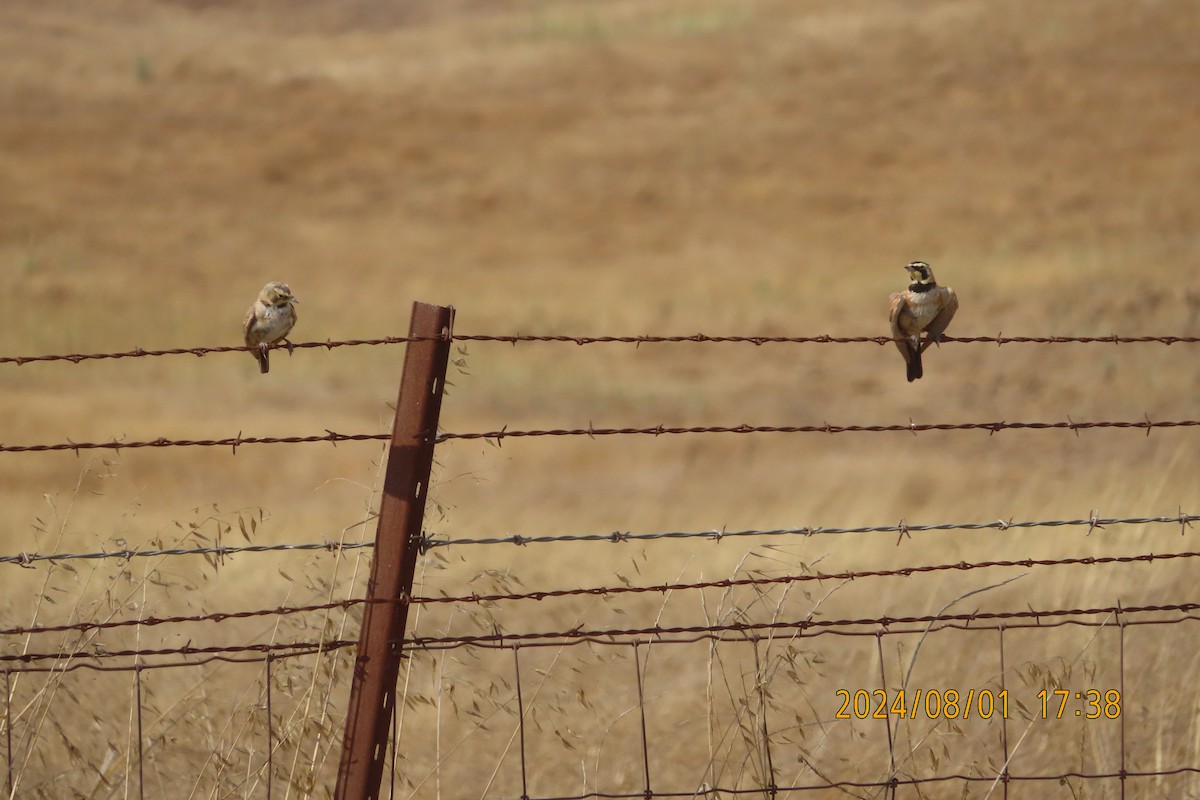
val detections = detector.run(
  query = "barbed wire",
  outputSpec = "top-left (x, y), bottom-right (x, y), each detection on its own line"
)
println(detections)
top-left (0, 599), bottom-right (368, 638)
top-left (409, 550), bottom-right (1200, 607)
top-left (405, 601), bottom-right (1200, 651)
top-left (3, 333), bottom-right (1197, 366)
top-left (4, 513), bottom-right (1191, 567)
top-left (5, 416), bottom-right (1195, 454)
top-left (6, 548), bottom-right (1196, 639)
top-left (4, 602), bottom-right (1192, 663)
top-left (0, 638), bottom-right (356, 667)
top-left (0, 430), bottom-right (388, 454)
top-left (1, 648), bottom-right (329, 675)
top-left (0, 539), bottom-right (373, 567)
top-left (427, 511), bottom-right (1197, 548)
top-left (454, 333), bottom-right (1200, 347)
top-left (0, 337), bottom-right (421, 365)
top-left (436, 416), bottom-right (1200, 443)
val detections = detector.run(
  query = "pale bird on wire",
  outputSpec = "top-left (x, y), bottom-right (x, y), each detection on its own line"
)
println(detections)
top-left (888, 261), bottom-right (958, 382)
top-left (243, 281), bottom-right (299, 374)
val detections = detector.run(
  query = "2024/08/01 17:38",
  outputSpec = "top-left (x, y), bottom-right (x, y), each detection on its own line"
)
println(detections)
top-left (834, 688), bottom-right (1122, 720)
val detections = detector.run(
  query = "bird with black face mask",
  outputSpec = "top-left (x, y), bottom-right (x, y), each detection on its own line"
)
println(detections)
top-left (888, 261), bottom-right (958, 382)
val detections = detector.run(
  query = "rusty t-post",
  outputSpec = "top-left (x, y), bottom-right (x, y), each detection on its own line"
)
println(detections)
top-left (334, 302), bottom-right (454, 800)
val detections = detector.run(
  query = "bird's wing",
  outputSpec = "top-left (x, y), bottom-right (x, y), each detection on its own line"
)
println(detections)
top-left (918, 287), bottom-right (959, 353)
top-left (243, 305), bottom-right (258, 346)
top-left (888, 292), bottom-right (913, 363)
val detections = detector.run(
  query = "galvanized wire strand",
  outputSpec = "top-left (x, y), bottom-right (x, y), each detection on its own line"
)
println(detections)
top-left (0, 540), bottom-right (373, 567)
top-left (425, 511), bottom-right (1198, 548)
top-left (4, 513), bottom-right (1190, 568)
top-left (4, 333), bottom-right (1196, 365)
top-left (435, 416), bottom-right (1200, 443)
top-left (402, 601), bottom-right (1200, 651)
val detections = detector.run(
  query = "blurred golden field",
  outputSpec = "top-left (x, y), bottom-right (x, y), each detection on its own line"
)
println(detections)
top-left (2, 0), bottom-right (1200, 797)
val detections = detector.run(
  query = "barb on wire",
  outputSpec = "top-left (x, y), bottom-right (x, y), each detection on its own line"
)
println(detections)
top-left (4, 333), bottom-right (1196, 366)
top-left (1, 540), bottom-right (373, 568)
top-left (0, 431), bottom-right (389, 454)
top-left (425, 512), bottom-right (1200, 548)
top-left (435, 417), bottom-right (1200, 443)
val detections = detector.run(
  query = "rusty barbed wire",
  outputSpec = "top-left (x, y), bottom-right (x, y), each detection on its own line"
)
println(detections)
top-left (6, 416), bottom-right (1196, 455)
top-left (404, 601), bottom-right (1200, 651)
top-left (436, 416), bottom-right (1200, 443)
top-left (3, 333), bottom-right (1196, 366)
top-left (0, 599), bottom-right (368, 638)
top-left (0, 638), bottom-right (356, 666)
top-left (1, 649), bottom-right (330, 675)
top-left (4, 603), bottom-right (1194, 662)
top-left (0, 430), bottom-right (388, 454)
top-left (454, 333), bottom-right (1200, 346)
top-left (426, 511), bottom-right (1197, 547)
top-left (6, 548), bottom-right (1196, 639)
top-left (0, 539), bottom-right (373, 567)
top-left (0, 337), bottom-right (423, 365)
top-left (406, 550), bottom-right (1200, 607)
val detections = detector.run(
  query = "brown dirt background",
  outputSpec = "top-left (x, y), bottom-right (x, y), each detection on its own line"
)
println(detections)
top-left (2, 0), bottom-right (1200, 797)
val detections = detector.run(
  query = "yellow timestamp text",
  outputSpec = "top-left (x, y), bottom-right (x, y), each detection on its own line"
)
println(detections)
top-left (1038, 689), bottom-right (1122, 719)
top-left (834, 689), bottom-right (1122, 721)
top-left (835, 689), bottom-right (1011, 720)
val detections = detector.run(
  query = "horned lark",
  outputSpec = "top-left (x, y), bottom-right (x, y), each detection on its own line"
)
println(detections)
top-left (243, 281), bottom-right (299, 374)
top-left (888, 261), bottom-right (958, 382)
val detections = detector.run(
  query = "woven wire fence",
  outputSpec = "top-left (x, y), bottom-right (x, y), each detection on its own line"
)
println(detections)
top-left (3, 332), bottom-right (1200, 799)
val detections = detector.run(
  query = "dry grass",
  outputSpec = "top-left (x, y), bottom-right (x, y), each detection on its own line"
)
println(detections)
top-left (2, 0), bottom-right (1200, 797)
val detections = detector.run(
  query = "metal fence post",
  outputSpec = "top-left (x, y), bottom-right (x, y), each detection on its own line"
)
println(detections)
top-left (334, 302), bottom-right (455, 800)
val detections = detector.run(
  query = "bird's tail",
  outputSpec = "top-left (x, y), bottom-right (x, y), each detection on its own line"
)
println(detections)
top-left (255, 346), bottom-right (270, 374)
top-left (906, 345), bottom-right (923, 382)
